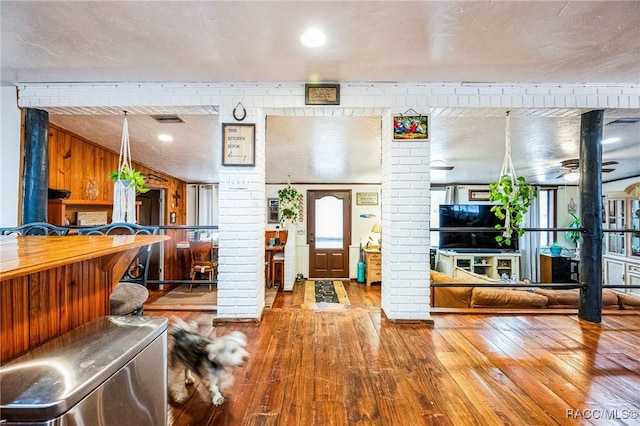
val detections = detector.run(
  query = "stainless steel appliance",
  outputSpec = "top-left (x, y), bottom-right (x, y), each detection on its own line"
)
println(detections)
top-left (0, 316), bottom-right (168, 425)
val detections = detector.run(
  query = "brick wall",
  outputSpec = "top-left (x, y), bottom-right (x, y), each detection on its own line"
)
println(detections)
top-left (16, 81), bottom-right (640, 321)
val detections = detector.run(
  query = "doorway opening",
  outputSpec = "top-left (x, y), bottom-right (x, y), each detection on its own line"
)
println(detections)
top-left (137, 188), bottom-right (165, 287)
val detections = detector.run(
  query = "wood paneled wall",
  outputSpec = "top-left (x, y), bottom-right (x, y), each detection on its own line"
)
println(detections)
top-left (47, 124), bottom-right (188, 281)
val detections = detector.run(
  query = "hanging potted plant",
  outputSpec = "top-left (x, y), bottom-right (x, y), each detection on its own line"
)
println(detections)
top-left (489, 112), bottom-right (537, 246)
top-left (109, 165), bottom-right (149, 194)
top-left (489, 174), bottom-right (536, 246)
top-left (277, 184), bottom-right (303, 228)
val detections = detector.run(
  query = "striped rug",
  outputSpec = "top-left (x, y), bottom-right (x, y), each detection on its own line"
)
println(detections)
top-left (304, 280), bottom-right (351, 305)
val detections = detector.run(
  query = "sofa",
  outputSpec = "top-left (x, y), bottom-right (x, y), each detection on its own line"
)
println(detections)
top-left (431, 268), bottom-right (640, 310)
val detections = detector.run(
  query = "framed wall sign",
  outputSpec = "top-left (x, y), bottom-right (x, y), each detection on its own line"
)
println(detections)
top-left (222, 123), bottom-right (256, 166)
top-left (356, 192), bottom-right (379, 206)
top-left (305, 83), bottom-right (340, 105)
top-left (267, 198), bottom-right (280, 223)
top-left (393, 114), bottom-right (430, 141)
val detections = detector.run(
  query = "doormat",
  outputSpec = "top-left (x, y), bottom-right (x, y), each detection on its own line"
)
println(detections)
top-left (304, 280), bottom-right (351, 305)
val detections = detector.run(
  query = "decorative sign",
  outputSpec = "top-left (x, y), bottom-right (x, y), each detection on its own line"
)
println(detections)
top-left (356, 192), bottom-right (379, 206)
top-left (222, 123), bottom-right (255, 166)
top-left (305, 83), bottom-right (340, 105)
top-left (393, 114), bottom-right (430, 141)
top-left (469, 190), bottom-right (491, 202)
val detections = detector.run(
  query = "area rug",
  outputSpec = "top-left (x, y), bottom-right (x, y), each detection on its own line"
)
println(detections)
top-left (146, 285), bottom-right (278, 311)
top-left (304, 280), bottom-right (351, 305)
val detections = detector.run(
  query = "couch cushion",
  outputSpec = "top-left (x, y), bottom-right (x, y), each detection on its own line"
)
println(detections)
top-left (617, 292), bottom-right (640, 309)
top-left (454, 268), bottom-right (503, 284)
top-left (431, 270), bottom-right (472, 308)
top-left (535, 288), bottom-right (620, 309)
top-left (471, 288), bottom-right (548, 308)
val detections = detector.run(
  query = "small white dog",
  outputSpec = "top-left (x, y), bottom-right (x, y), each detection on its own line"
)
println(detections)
top-left (169, 317), bottom-right (249, 406)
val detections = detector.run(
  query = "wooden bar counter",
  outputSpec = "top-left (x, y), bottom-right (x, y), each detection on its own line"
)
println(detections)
top-left (0, 234), bottom-right (169, 362)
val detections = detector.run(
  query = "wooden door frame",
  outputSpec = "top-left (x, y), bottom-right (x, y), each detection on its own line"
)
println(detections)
top-left (307, 189), bottom-right (352, 279)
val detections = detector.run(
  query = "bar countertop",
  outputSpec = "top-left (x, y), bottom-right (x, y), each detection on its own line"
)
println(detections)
top-left (0, 234), bottom-right (169, 281)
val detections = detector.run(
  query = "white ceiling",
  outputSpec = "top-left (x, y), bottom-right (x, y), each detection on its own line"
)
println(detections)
top-left (2, 1), bottom-right (639, 185)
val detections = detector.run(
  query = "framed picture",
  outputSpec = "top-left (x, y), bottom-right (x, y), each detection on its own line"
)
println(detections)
top-left (267, 198), bottom-right (280, 223)
top-left (222, 123), bottom-right (255, 166)
top-left (469, 190), bottom-right (491, 202)
top-left (356, 192), bottom-right (379, 206)
top-left (305, 83), bottom-right (340, 105)
top-left (393, 114), bottom-right (430, 141)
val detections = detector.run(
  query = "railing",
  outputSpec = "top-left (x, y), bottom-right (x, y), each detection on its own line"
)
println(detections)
top-left (431, 225), bottom-right (640, 291)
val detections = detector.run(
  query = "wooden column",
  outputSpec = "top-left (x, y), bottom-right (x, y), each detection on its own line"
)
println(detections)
top-left (578, 110), bottom-right (604, 323)
top-left (23, 108), bottom-right (49, 224)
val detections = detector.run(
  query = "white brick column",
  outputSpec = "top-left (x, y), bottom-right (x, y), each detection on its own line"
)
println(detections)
top-left (217, 108), bottom-right (266, 320)
top-left (380, 110), bottom-right (432, 322)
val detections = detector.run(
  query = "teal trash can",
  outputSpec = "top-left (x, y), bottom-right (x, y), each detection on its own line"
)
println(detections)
top-left (357, 261), bottom-right (366, 283)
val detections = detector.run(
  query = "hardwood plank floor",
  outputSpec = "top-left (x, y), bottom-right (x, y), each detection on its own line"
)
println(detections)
top-left (147, 281), bottom-right (640, 425)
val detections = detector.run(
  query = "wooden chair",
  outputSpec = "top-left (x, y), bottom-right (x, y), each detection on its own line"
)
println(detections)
top-left (0, 222), bottom-right (69, 236)
top-left (270, 252), bottom-right (285, 288)
top-left (78, 223), bottom-right (159, 316)
top-left (189, 240), bottom-right (217, 292)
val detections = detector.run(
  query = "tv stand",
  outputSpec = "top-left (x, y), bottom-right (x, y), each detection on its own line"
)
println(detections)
top-left (437, 250), bottom-right (521, 281)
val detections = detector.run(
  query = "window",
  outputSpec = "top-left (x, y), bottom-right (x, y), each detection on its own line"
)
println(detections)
top-left (430, 188), bottom-right (447, 247)
top-left (538, 188), bottom-right (556, 247)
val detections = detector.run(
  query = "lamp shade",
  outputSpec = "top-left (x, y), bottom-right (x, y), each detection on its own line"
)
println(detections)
top-left (371, 223), bottom-right (381, 233)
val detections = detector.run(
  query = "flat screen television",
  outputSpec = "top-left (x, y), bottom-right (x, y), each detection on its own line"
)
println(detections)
top-left (438, 204), bottom-right (518, 252)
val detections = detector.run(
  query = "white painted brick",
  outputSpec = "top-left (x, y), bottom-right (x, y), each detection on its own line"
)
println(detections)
top-left (525, 87), bottom-right (550, 95)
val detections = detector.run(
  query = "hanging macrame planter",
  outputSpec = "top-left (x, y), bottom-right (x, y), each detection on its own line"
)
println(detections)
top-left (489, 111), bottom-right (537, 246)
top-left (112, 113), bottom-right (137, 223)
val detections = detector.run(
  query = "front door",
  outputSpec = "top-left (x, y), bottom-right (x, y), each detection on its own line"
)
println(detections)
top-left (308, 190), bottom-right (351, 279)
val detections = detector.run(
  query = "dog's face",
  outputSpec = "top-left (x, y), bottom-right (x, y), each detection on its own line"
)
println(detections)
top-left (207, 331), bottom-right (249, 368)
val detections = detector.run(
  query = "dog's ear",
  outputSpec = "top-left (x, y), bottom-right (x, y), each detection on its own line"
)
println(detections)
top-left (228, 331), bottom-right (247, 346)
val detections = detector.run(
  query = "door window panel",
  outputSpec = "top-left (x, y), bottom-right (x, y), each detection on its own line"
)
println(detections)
top-left (315, 196), bottom-right (343, 249)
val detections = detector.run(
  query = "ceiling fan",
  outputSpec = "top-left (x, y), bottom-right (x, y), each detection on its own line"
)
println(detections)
top-left (555, 158), bottom-right (619, 179)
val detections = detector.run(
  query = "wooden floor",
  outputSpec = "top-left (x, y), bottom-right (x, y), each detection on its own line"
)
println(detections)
top-left (147, 281), bottom-right (640, 425)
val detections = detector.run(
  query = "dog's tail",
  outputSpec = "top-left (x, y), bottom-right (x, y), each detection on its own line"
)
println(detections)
top-left (169, 316), bottom-right (192, 337)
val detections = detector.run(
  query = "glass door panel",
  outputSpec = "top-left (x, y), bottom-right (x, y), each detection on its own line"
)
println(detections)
top-left (315, 196), bottom-right (344, 249)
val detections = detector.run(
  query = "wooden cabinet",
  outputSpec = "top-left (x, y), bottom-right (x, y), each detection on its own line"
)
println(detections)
top-left (363, 249), bottom-right (381, 286)
top-left (540, 253), bottom-right (579, 283)
top-left (603, 193), bottom-right (640, 293)
top-left (437, 250), bottom-right (521, 281)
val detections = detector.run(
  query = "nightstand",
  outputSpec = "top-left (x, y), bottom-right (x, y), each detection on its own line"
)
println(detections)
top-left (363, 248), bottom-right (381, 286)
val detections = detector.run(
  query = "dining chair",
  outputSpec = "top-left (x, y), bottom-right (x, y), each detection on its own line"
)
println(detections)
top-left (189, 239), bottom-right (217, 292)
top-left (78, 222), bottom-right (159, 316)
top-left (0, 222), bottom-right (69, 236)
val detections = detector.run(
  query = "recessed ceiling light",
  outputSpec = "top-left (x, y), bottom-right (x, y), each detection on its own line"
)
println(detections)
top-left (157, 134), bottom-right (173, 142)
top-left (300, 28), bottom-right (326, 47)
top-left (603, 137), bottom-right (620, 144)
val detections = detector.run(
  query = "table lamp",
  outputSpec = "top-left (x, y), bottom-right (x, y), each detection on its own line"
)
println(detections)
top-left (371, 222), bottom-right (381, 248)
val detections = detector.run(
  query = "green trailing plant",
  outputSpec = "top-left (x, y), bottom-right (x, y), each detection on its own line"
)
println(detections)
top-left (565, 213), bottom-right (581, 245)
top-left (277, 184), bottom-right (303, 228)
top-left (110, 165), bottom-right (150, 194)
top-left (489, 174), bottom-right (537, 246)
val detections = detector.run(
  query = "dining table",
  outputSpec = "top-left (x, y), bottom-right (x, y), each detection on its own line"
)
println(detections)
top-left (0, 234), bottom-right (169, 362)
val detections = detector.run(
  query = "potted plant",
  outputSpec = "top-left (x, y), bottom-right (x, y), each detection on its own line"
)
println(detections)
top-left (277, 184), bottom-right (302, 228)
top-left (565, 213), bottom-right (581, 246)
top-left (489, 174), bottom-right (537, 246)
top-left (110, 165), bottom-right (149, 194)
top-left (548, 241), bottom-right (564, 256)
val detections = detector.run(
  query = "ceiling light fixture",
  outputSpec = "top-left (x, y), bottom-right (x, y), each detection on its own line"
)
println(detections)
top-left (157, 134), bottom-right (173, 142)
top-left (300, 28), bottom-right (326, 47)
top-left (564, 171), bottom-right (580, 182)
